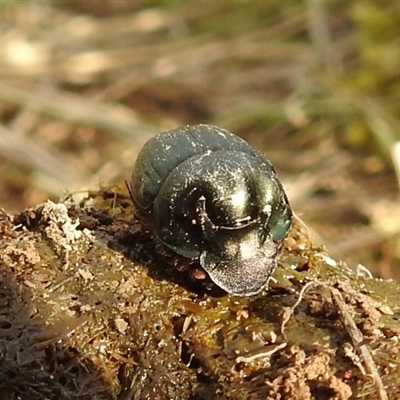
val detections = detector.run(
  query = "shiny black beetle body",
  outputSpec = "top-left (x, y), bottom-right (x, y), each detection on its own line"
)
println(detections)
top-left (131, 124), bottom-right (292, 296)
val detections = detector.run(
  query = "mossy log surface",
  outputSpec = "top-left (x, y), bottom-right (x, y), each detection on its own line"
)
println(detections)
top-left (0, 188), bottom-right (399, 400)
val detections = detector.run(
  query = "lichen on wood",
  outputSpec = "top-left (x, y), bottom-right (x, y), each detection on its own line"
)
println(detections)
top-left (0, 188), bottom-right (399, 400)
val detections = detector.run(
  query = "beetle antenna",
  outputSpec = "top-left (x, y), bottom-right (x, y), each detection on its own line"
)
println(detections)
top-left (125, 180), bottom-right (135, 203)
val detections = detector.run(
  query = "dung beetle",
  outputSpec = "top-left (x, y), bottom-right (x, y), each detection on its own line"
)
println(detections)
top-left (130, 124), bottom-right (292, 296)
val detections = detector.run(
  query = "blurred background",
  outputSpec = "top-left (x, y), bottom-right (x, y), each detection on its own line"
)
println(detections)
top-left (0, 1), bottom-right (399, 281)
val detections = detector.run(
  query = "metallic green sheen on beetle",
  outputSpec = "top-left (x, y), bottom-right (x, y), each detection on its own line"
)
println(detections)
top-left (131, 124), bottom-right (292, 296)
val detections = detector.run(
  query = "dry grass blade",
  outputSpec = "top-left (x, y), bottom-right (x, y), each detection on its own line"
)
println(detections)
top-left (0, 83), bottom-right (157, 143)
top-left (306, 0), bottom-right (342, 73)
top-left (358, 98), bottom-right (400, 191)
top-left (330, 287), bottom-right (389, 400)
top-left (0, 124), bottom-right (84, 195)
